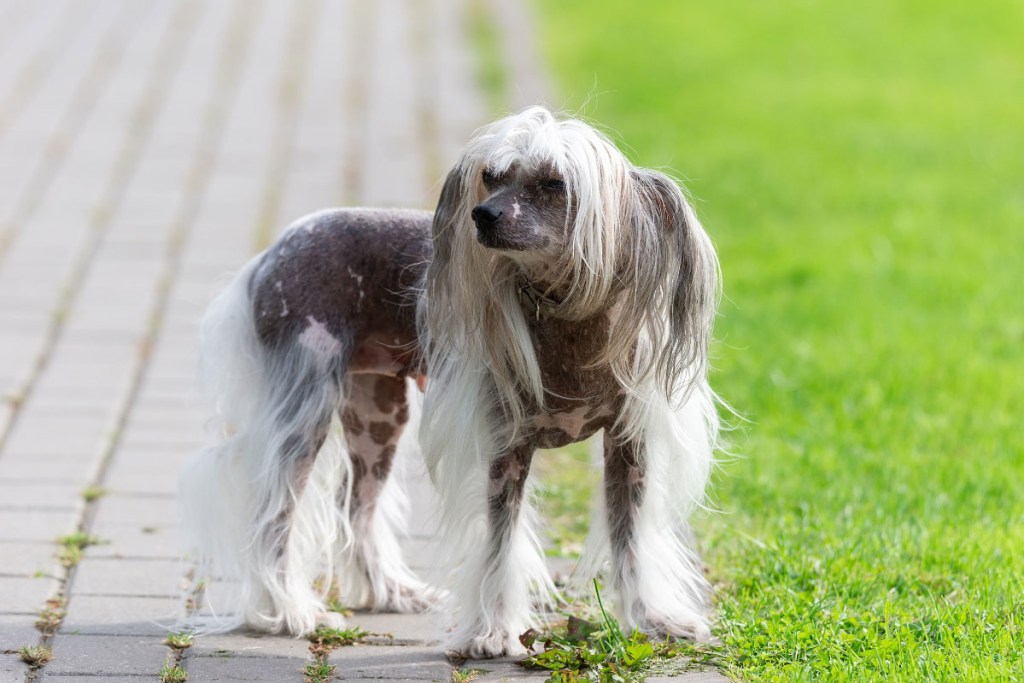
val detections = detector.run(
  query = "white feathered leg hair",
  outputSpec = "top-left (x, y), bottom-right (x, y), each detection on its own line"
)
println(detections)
top-left (577, 379), bottom-right (719, 641)
top-left (419, 353), bottom-right (557, 657)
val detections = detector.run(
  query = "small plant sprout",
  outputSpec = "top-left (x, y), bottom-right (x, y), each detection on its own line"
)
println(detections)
top-left (81, 485), bottom-right (108, 502)
top-left (450, 668), bottom-right (484, 683)
top-left (36, 597), bottom-right (67, 634)
top-left (56, 532), bottom-right (103, 567)
top-left (165, 632), bottom-right (194, 650)
top-left (303, 660), bottom-right (336, 683)
top-left (18, 645), bottom-right (53, 668)
top-left (519, 580), bottom-right (656, 682)
top-left (158, 664), bottom-right (188, 682)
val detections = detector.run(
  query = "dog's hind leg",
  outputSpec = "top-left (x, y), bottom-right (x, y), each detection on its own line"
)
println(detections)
top-left (237, 348), bottom-right (352, 635)
top-left (336, 374), bottom-right (433, 612)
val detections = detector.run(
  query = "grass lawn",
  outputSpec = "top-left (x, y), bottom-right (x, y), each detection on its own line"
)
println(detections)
top-left (531, 1), bottom-right (1024, 680)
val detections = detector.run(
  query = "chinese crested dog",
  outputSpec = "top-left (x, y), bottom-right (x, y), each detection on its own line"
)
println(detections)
top-left (179, 106), bottom-right (721, 657)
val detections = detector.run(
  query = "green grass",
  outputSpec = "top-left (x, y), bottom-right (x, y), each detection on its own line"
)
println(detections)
top-left (158, 663), bottom-right (189, 682)
top-left (534, 1), bottom-right (1024, 680)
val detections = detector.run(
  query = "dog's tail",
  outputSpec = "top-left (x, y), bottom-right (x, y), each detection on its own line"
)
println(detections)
top-left (178, 254), bottom-right (352, 634)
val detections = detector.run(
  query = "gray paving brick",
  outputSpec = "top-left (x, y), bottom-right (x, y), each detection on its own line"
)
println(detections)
top-left (0, 653), bottom-right (29, 682)
top-left (86, 522), bottom-right (181, 560)
top-left (71, 558), bottom-right (181, 598)
top-left (0, 576), bottom-right (59, 614)
top-left (59, 596), bottom-right (178, 637)
top-left (44, 634), bottom-right (168, 676)
top-left (89, 495), bottom-right (179, 530)
top-left (0, 541), bottom-right (62, 577)
top-left (466, 660), bottom-right (549, 680)
top-left (328, 645), bottom-right (452, 679)
top-left (0, 509), bottom-right (78, 543)
top-left (0, 613), bottom-right (40, 651)
top-left (0, 483), bottom-right (81, 511)
top-left (346, 612), bottom-right (442, 646)
top-left (186, 653), bottom-right (309, 681)
top-left (0, 459), bottom-right (97, 486)
top-left (190, 632), bottom-right (312, 659)
top-left (39, 676), bottom-right (153, 682)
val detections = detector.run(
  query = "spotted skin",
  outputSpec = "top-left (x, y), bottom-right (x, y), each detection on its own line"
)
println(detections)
top-left (341, 374), bottom-right (408, 514)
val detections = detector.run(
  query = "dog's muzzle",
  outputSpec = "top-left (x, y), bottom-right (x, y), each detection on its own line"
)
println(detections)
top-left (471, 204), bottom-right (502, 232)
top-left (472, 203), bottom-right (507, 248)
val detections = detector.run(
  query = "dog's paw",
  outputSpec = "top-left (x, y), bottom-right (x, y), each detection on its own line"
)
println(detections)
top-left (382, 582), bottom-right (444, 613)
top-left (314, 610), bottom-right (348, 630)
top-left (641, 613), bottom-right (711, 643)
top-left (457, 628), bottom-right (524, 659)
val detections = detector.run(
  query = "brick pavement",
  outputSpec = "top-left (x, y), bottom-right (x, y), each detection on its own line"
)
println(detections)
top-left (0, 1), bottom-right (728, 681)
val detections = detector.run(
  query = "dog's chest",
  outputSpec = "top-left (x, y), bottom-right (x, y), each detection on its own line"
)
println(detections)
top-left (526, 313), bottom-right (620, 449)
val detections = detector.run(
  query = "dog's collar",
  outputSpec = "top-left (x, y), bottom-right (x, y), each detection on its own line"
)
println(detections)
top-left (517, 276), bottom-right (561, 321)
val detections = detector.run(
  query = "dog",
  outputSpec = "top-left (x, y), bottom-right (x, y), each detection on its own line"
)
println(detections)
top-left (418, 107), bottom-right (720, 656)
top-left (179, 107), bottom-right (720, 656)
top-left (179, 208), bottom-right (435, 634)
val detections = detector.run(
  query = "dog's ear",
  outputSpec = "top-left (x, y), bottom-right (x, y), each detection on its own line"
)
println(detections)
top-left (625, 169), bottom-right (720, 398)
top-left (432, 163), bottom-right (467, 253)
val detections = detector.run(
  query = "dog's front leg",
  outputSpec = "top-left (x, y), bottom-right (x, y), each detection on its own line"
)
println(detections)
top-left (456, 442), bottom-right (543, 658)
top-left (603, 432), bottom-right (710, 641)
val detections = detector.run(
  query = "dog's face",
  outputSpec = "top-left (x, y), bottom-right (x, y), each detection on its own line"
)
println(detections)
top-left (470, 163), bottom-right (570, 255)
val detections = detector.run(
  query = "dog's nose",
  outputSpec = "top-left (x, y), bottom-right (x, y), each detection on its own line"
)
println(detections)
top-left (471, 204), bottom-right (502, 229)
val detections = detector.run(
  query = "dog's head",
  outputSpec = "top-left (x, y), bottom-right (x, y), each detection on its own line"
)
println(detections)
top-left (425, 107), bottom-right (720, 406)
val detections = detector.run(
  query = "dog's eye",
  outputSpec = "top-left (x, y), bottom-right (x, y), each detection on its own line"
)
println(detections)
top-left (543, 178), bottom-right (565, 192)
top-left (481, 169), bottom-right (496, 185)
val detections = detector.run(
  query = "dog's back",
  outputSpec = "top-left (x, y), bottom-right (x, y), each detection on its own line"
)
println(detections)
top-left (250, 208), bottom-right (432, 375)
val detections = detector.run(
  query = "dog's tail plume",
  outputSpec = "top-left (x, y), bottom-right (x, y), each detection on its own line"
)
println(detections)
top-left (178, 254), bottom-right (352, 634)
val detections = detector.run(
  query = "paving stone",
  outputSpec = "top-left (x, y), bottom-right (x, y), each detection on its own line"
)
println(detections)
top-left (0, 509), bottom-right (79, 543)
top-left (0, 482), bottom-right (82, 510)
top-left (0, 576), bottom-right (60, 614)
top-left (89, 495), bottom-right (179, 530)
top-left (0, 541), bottom-right (63, 577)
top-left (328, 645), bottom-right (452, 679)
top-left (185, 654), bottom-right (309, 681)
top-left (59, 596), bottom-right (178, 636)
top-left (190, 632), bottom-right (312, 659)
top-left (346, 612), bottom-right (442, 645)
top-left (0, 459), bottom-right (98, 485)
top-left (86, 521), bottom-right (181, 560)
top-left (466, 660), bottom-right (549, 680)
top-left (72, 558), bottom-right (181, 597)
top-left (0, 653), bottom-right (29, 682)
top-left (39, 676), bottom-right (154, 682)
top-left (44, 634), bottom-right (168, 676)
top-left (0, 613), bottom-right (40, 651)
